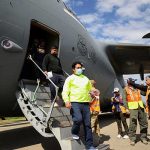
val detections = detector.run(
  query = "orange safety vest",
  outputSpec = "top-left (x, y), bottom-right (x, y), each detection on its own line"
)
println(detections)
top-left (90, 98), bottom-right (100, 112)
top-left (125, 86), bottom-right (144, 109)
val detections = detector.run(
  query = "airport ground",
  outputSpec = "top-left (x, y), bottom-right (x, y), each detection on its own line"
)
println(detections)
top-left (0, 114), bottom-right (150, 150)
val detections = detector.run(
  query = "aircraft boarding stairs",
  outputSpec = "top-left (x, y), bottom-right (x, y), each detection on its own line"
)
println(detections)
top-left (17, 79), bottom-right (90, 150)
top-left (16, 55), bottom-right (90, 150)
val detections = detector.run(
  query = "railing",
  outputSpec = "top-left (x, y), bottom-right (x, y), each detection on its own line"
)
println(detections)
top-left (28, 55), bottom-right (59, 125)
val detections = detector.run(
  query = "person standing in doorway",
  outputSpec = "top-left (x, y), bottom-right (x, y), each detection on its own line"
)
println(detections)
top-left (30, 39), bottom-right (46, 81)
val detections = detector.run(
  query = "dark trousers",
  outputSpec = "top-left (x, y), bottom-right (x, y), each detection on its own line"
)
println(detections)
top-left (114, 112), bottom-right (129, 135)
top-left (71, 102), bottom-right (93, 148)
top-left (129, 107), bottom-right (148, 142)
top-left (49, 73), bottom-right (65, 101)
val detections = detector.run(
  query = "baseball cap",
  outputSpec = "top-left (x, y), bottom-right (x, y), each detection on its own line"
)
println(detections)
top-left (127, 78), bottom-right (137, 82)
top-left (113, 87), bottom-right (119, 93)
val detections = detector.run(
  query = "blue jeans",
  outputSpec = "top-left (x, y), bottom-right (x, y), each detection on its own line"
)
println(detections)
top-left (71, 102), bottom-right (93, 148)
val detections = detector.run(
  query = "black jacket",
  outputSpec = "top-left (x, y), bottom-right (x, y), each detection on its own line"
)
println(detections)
top-left (42, 53), bottom-right (63, 75)
top-left (132, 83), bottom-right (150, 106)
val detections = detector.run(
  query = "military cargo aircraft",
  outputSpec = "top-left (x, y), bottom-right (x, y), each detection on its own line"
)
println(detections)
top-left (0, 0), bottom-right (150, 141)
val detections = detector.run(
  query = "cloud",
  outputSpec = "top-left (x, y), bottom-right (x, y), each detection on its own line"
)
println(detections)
top-left (96, 0), bottom-right (125, 13)
top-left (78, 13), bottom-right (99, 24)
top-left (76, 0), bottom-right (150, 43)
top-left (63, 0), bottom-right (150, 43)
top-left (62, 0), bottom-right (83, 7)
top-left (76, 1), bottom-right (84, 6)
top-left (96, 0), bottom-right (150, 18)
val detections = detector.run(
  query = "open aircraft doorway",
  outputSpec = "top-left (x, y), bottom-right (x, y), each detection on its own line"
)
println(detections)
top-left (20, 20), bottom-right (60, 81)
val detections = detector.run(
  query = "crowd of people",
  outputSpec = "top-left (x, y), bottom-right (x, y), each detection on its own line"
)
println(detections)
top-left (29, 41), bottom-right (150, 150)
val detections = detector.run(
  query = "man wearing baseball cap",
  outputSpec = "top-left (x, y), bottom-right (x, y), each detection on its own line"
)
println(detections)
top-left (111, 87), bottom-right (129, 139)
top-left (129, 75), bottom-right (150, 119)
top-left (123, 78), bottom-right (148, 146)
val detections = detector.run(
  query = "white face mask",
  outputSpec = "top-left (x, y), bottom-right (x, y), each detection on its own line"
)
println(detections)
top-left (75, 68), bottom-right (83, 75)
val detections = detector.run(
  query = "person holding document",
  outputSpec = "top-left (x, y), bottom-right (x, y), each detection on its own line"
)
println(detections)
top-left (42, 46), bottom-right (65, 102)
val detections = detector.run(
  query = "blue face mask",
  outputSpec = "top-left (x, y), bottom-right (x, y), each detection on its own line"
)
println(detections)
top-left (75, 68), bottom-right (83, 75)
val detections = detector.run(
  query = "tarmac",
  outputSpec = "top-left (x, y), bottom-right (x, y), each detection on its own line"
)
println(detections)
top-left (0, 114), bottom-right (150, 150)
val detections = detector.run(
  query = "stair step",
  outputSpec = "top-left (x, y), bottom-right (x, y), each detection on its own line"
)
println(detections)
top-left (36, 99), bottom-right (50, 106)
top-left (17, 92), bottom-right (53, 138)
top-left (36, 92), bottom-right (50, 100)
top-left (51, 124), bottom-right (104, 150)
top-left (52, 126), bottom-right (72, 140)
top-left (52, 124), bottom-right (85, 140)
top-left (61, 138), bottom-right (85, 150)
top-left (51, 107), bottom-right (71, 117)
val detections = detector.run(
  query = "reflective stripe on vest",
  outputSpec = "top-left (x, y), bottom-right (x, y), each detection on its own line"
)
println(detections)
top-left (125, 86), bottom-right (144, 109)
top-left (90, 99), bottom-right (100, 112)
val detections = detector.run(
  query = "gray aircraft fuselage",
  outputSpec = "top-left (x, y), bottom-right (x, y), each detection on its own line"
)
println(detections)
top-left (0, 0), bottom-right (122, 116)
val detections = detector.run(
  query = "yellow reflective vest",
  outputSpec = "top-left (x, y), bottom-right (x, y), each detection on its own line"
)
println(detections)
top-left (62, 74), bottom-right (92, 103)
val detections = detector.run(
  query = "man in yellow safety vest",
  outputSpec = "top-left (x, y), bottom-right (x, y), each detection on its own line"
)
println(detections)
top-left (62, 61), bottom-right (97, 150)
top-left (123, 78), bottom-right (148, 146)
top-left (130, 75), bottom-right (150, 119)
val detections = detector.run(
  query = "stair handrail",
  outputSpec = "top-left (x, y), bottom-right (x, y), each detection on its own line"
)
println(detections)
top-left (31, 79), bottom-right (40, 103)
top-left (28, 55), bottom-right (58, 89)
top-left (62, 69), bottom-right (70, 77)
top-left (28, 55), bottom-right (59, 125)
top-left (19, 80), bottom-right (48, 116)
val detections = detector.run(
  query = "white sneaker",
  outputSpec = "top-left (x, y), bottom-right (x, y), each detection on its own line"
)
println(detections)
top-left (86, 146), bottom-right (98, 150)
top-left (54, 103), bottom-right (58, 107)
top-left (123, 135), bottom-right (129, 139)
top-left (117, 134), bottom-right (122, 138)
top-left (72, 134), bottom-right (79, 140)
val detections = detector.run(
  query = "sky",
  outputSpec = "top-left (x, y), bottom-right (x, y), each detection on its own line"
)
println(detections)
top-left (63, 0), bottom-right (150, 44)
top-left (62, 0), bottom-right (150, 84)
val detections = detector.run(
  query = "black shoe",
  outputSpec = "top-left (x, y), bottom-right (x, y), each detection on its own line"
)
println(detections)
top-left (146, 138), bottom-right (150, 142)
top-left (141, 139), bottom-right (148, 145)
